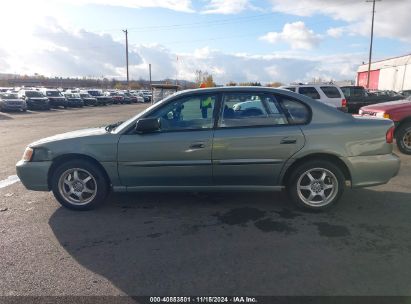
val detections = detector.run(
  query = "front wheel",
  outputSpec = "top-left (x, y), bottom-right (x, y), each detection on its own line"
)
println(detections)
top-left (51, 160), bottom-right (109, 210)
top-left (396, 123), bottom-right (411, 155)
top-left (287, 160), bottom-right (345, 211)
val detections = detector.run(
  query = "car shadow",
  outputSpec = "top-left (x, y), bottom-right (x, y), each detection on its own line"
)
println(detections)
top-left (0, 113), bottom-right (13, 120)
top-left (48, 188), bottom-right (411, 295)
top-left (2, 110), bottom-right (33, 116)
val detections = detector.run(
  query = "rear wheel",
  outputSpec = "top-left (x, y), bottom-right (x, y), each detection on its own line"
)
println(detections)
top-left (287, 160), bottom-right (345, 211)
top-left (51, 160), bottom-right (109, 210)
top-left (396, 123), bottom-right (411, 155)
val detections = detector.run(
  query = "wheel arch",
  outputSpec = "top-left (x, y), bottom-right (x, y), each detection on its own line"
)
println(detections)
top-left (282, 153), bottom-right (351, 186)
top-left (47, 153), bottom-right (111, 190)
top-left (394, 117), bottom-right (411, 137)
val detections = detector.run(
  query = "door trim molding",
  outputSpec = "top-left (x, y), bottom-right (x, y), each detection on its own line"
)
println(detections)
top-left (213, 159), bottom-right (283, 165)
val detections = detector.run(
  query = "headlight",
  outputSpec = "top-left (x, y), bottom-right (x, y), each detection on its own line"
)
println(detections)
top-left (22, 147), bottom-right (34, 162)
top-left (376, 112), bottom-right (390, 119)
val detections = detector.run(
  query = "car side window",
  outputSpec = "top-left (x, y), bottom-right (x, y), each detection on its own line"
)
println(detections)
top-left (149, 94), bottom-right (217, 131)
top-left (320, 86), bottom-right (341, 98)
top-left (298, 87), bottom-right (320, 99)
top-left (219, 93), bottom-right (288, 128)
top-left (276, 95), bottom-right (310, 125)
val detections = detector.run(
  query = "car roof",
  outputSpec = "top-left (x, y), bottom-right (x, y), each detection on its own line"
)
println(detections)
top-left (280, 84), bottom-right (339, 88)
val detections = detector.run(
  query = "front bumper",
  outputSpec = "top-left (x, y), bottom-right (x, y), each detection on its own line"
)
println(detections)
top-left (16, 160), bottom-right (52, 191)
top-left (49, 99), bottom-right (68, 107)
top-left (1, 104), bottom-right (27, 111)
top-left (27, 100), bottom-right (49, 109)
top-left (344, 153), bottom-right (400, 188)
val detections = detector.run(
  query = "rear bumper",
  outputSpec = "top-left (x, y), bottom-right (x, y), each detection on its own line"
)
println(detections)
top-left (344, 153), bottom-right (400, 188)
top-left (16, 160), bottom-right (52, 191)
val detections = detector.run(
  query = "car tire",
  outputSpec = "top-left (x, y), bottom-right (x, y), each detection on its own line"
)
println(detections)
top-left (287, 160), bottom-right (345, 211)
top-left (51, 159), bottom-right (109, 210)
top-left (396, 123), bottom-right (411, 155)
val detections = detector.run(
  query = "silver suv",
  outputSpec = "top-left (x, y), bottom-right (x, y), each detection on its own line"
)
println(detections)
top-left (280, 84), bottom-right (347, 112)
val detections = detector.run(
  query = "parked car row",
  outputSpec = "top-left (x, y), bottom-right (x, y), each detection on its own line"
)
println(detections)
top-left (0, 87), bottom-right (152, 112)
top-left (280, 83), bottom-right (407, 114)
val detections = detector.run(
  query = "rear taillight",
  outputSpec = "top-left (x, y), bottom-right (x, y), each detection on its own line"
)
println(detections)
top-left (386, 126), bottom-right (395, 143)
top-left (341, 98), bottom-right (347, 107)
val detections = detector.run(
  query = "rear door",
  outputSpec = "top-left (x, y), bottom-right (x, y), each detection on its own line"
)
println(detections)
top-left (212, 92), bottom-right (306, 186)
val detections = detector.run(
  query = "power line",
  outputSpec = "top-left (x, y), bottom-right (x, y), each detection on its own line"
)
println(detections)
top-left (89, 2), bottom-right (356, 34)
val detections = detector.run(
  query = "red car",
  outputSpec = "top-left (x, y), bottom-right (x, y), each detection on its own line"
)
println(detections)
top-left (359, 96), bottom-right (411, 154)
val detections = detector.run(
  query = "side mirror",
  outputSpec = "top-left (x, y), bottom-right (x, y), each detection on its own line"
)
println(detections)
top-left (135, 118), bottom-right (160, 134)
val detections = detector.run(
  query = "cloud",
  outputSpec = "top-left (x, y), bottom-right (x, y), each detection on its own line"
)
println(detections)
top-left (0, 49), bottom-right (10, 71)
top-left (326, 27), bottom-right (345, 38)
top-left (260, 22), bottom-right (321, 50)
top-left (11, 18), bottom-right (143, 78)
top-left (175, 48), bottom-right (361, 84)
top-left (0, 18), bottom-right (360, 83)
top-left (51, 0), bottom-right (195, 12)
top-left (268, 0), bottom-right (411, 42)
top-left (202, 0), bottom-right (259, 14)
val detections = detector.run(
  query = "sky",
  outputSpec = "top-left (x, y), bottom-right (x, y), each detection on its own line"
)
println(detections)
top-left (0, 0), bottom-right (410, 84)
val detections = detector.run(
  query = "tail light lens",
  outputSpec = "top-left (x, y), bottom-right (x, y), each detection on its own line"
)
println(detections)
top-left (341, 98), bottom-right (347, 107)
top-left (386, 126), bottom-right (395, 143)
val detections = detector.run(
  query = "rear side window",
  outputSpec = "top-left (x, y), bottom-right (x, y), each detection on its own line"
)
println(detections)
top-left (276, 95), bottom-right (310, 125)
top-left (298, 87), bottom-right (320, 99)
top-left (220, 93), bottom-right (288, 127)
top-left (320, 86), bottom-right (341, 98)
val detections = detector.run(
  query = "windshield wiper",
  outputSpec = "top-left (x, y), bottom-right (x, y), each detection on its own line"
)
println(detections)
top-left (105, 121), bottom-right (123, 132)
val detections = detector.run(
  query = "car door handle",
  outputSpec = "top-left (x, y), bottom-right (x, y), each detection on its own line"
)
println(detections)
top-left (189, 143), bottom-right (205, 149)
top-left (280, 138), bottom-right (297, 144)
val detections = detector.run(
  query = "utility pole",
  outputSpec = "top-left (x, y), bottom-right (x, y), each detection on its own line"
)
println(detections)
top-left (149, 63), bottom-right (153, 104)
top-left (366, 0), bottom-right (380, 89)
top-left (123, 29), bottom-right (129, 87)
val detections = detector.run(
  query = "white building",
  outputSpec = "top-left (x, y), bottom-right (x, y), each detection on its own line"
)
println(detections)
top-left (357, 53), bottom-right (411, 91)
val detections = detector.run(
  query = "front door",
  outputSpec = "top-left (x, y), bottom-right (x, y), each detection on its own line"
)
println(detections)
top-left (117, 93), bottom-right (218, 187)
top-left (212, 92), bottom-right (306, 186)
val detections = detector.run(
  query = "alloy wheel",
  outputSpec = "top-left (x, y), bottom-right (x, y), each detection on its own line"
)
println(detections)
top-left (58, 168), bottom-right (97, 205)
top-left (296, 168), bottom-right (338, 207)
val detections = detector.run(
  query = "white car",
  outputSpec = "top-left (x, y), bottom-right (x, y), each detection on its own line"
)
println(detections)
top-left (280, 84), bottom-right (347, 111)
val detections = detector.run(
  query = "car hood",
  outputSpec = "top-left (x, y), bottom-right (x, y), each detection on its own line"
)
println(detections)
top-left (27, 97), bottom-right (48, 101)
top-left (3, 99), bottom-right (24, 102)
top-left (361, 99), bottom-right (411, 112)
top-left (30, 127), bottom-right (107, 147)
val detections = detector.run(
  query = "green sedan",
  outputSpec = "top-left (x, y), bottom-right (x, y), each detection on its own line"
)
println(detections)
top-left (16, 87), bottom-right (400, 211)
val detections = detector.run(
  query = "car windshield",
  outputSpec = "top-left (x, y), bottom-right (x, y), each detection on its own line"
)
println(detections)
top-left (80, 93), bottom-right (91, 98)
top-left (45, 91), bottom-right (62, 97)
top-left (88, 91), bottom-right (102, 96)
top-left (1, 93), bottom-right (19, 99)
top-left (25, 91), bottom-right (44, 97)
top-left (64, 93), bottom-right (74, 98)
